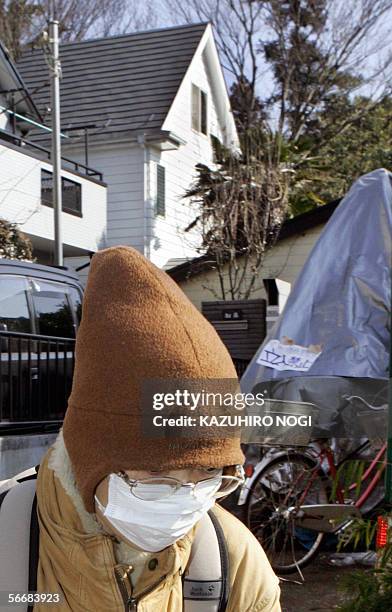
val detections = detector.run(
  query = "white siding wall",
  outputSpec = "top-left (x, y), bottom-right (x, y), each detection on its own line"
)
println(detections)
top-left (176, 226), bottom-right (325, 310)
top-left (0, 94), bottom-right (9, 131)
top-left (60, 42), bottom-right (235, 270)
top-left (147, 50), bottom-right (225, 267)
top-left (0, 143), bottom-right (106, 252)
top-left (62, 142), bottom-right (145, 253)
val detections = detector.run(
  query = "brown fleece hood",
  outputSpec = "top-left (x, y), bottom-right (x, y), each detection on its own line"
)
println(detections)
top-left (62, 246), bottom-right (243, 512)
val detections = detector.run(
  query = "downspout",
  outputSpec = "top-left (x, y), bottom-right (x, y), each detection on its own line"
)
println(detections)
top-left (138, 134), bottom-right (151, 261)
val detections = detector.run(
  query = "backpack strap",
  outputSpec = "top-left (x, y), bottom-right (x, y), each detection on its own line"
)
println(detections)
top-left (27, 493), bottom-right (39, 612)
top-left (0, 465), bottom-right (40, 496)
top-left (183, 508), bottom-right (229, 612)
top-left (208, 510), bottom-right (229, 610)
top-left (0, 468), bottom-right (39, 612)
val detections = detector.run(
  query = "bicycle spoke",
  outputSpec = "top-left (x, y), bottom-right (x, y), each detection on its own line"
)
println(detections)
top-left (246, 453), bottom-right (327, 573)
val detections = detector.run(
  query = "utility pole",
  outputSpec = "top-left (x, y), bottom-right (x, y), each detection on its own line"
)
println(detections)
top-left (49, 3), bottom-right (63, 266)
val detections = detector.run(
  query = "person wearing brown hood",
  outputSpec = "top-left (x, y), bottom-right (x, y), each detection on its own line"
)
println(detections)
top-left (0, 246), bottom-right (281, 612)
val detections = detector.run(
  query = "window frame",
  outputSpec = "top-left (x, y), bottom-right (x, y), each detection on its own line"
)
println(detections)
top-left (41, 169), bottom-right (82, 217)
top-left (28, 278), bottom-right (77, 339)
top-left (191, 83), bottom-right (208, 136)
top-left (67, 284), bottom-right (83, 328)
top-left (0, 274), bottom-right (83, 339)
top-left (0, 274), bottom-right (33, 335)
top-left (155, 163), bottom-right (166, 217)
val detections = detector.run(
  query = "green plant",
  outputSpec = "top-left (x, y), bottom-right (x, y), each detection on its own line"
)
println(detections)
top-left (337, 565), bottom-right (392, 612)
top-left (337, 519), bottom-right (392, 611)
top-left (0, 218), bottom-right (34, 260)
top-left (330, 460), bottom-right (367, 505)
top-left (337, 517), bottom-right (377, 553)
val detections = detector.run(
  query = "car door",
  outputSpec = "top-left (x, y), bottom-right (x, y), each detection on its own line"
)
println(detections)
top-left (29, 278), bottom-right (77, 421)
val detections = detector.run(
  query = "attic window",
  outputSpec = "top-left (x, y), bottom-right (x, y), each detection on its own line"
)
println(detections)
top-left (191, 84), bottom-right (208, 135)
top-left (155, 164), bottom-right (166, 216)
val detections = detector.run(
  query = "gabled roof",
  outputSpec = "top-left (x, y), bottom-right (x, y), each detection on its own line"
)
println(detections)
top-left (17, 23), bottom-right (209, 141)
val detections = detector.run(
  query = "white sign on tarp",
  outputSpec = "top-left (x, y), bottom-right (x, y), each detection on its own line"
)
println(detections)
top-left (256, 339), bottom-right (322, 372)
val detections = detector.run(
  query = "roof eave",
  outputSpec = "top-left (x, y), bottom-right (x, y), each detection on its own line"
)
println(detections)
top-left (161, 24), bottom-right (240, 150)
top-left (0, 41), bottom-right (43, 123)
top-left (203, 25), bottom-right (240, 150)
top-left (143, 130), bottom-right (187, 150)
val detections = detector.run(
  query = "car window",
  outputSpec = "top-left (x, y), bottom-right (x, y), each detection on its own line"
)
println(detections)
top-left (30, 278), bottom-right (75, 338)
top-left (0, 275), bottom-right (31, 333)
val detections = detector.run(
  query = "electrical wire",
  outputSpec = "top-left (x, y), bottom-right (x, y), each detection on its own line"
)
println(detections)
top-left (0, 82), bottom-right (49, 118)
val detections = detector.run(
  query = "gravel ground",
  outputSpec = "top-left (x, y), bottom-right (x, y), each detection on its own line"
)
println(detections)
top-left (279, 555), bottom-right (356, 612)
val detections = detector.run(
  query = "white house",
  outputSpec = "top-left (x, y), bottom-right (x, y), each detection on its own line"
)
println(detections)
top-left (0, 41), bottom-right (107, 264)
top-left (17, 23), bottom-right (239, 280)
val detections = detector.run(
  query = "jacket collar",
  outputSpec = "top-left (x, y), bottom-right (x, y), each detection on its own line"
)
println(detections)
top-left (47, 429), bottom-right (104, 534)
top-left (42, 430), bottom-right (194, 595)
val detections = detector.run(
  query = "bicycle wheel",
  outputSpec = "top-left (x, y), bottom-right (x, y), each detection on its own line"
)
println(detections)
top-left (246, 451), bottom-right (328, 574)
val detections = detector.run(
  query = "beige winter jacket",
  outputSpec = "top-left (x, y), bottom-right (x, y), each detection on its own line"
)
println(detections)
top-left (34, 440), bottom-right (281, 611)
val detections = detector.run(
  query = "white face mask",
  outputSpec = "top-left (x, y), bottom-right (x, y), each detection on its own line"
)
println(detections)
top-left (94, 472), bottom-right (222, 552)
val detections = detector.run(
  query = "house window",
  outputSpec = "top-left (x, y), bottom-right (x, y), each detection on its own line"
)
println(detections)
top-left (191, 84), bottom-right (208, 135)
top-left (41, 170), bottom-right (82, 216)
top-left (155, 164), bottom-right (166, 216)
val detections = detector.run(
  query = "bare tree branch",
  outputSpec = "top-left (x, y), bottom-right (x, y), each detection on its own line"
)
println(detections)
top-left (0, 0), bottom-right (158, 59)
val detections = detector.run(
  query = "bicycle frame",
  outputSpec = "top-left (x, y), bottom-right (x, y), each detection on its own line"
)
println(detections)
top-left (242, 441), bottom-right (387, 574)
top-left (297, 441), bottom-right (387, 510)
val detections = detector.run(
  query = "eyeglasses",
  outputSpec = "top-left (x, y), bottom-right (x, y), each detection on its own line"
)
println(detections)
top-left (116, 466), bottom-right (245, 501)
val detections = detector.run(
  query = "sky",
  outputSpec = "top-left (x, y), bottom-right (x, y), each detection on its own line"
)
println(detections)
top-left (80, 0), bottom-right (392, 105)
top-left (133, 0), bottom-right (392, 101)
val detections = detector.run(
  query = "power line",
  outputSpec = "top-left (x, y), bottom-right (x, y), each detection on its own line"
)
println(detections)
top-left (0, 82), bottom-right (49, 119)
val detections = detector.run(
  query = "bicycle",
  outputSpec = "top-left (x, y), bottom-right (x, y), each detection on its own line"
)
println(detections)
top-left (243, 398), bottom-right (388, 575)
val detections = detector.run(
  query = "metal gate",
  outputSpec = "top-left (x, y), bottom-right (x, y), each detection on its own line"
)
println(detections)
top-left (0, 330), bottom-right (75, 432)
